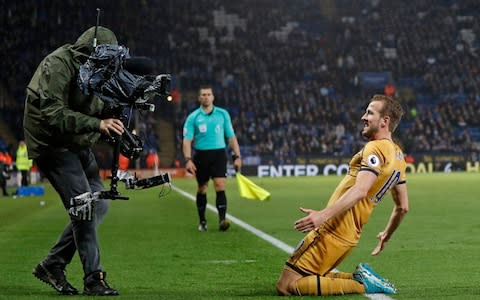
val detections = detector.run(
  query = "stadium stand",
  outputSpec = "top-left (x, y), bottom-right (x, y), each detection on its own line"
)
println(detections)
top-left (2, 0), bottom-right (480, 165)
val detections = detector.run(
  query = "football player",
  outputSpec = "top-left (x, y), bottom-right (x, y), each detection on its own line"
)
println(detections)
top-left (276, 94), bottom-right (409, 296)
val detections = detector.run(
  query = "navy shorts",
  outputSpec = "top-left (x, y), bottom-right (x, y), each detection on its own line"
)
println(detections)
top-left (193, 149), bottom-right (227, 184)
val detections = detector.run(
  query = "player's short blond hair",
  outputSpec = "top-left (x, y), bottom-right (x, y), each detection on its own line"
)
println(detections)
top-left (371, 94), bottom-right (404, 132)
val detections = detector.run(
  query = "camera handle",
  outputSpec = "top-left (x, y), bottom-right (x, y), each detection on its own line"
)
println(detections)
top-left (100, 129), bottom-right (172, 200)
top-left (101, 131), bottom-right (130, 200)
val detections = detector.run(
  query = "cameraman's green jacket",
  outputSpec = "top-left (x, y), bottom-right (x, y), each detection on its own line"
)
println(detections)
top-left (23, 27), bottom-right (117, 159)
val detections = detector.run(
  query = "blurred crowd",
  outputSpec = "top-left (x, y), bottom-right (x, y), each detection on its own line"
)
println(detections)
top-left (0, 136), bottom-right (36, 195)
top-left (2, 0), bottom-right (480, 165)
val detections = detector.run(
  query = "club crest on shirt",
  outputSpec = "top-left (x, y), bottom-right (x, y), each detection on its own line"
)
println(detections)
top-left (367, 154), bottom-right (380, 167)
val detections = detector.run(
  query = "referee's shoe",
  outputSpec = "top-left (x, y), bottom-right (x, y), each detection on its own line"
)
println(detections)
top-left (219, 219), bottom-right (231, 231)
top-left (198, 220), bottom-right (207, 232)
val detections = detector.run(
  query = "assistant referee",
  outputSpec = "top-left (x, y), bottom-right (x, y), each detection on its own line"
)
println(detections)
top-left (182, 86), bottom-right (242, 232)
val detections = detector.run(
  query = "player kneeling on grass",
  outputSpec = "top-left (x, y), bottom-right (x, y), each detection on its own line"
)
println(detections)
top-left (276, 94), bottom-right (409, 296)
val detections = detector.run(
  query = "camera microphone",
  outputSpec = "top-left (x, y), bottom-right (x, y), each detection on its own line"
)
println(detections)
top-left (124, 56), bottom-right (155, 75)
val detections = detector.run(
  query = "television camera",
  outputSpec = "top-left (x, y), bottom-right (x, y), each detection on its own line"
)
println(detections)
top-left (78, 43), bottom-right (172, 201)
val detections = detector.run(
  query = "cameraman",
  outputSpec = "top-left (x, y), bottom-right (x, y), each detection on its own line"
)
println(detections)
top-left (24, 26), bottom-right (122, 296)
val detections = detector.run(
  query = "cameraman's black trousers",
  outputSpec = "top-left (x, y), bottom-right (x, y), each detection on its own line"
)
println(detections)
top-left (35, 148), bottom-right (109, 276)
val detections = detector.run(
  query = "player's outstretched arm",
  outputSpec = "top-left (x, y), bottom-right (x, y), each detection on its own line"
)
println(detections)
top-left (372, 183), bottom-right (409, 255)
top-left (295, 170), bottom-right (377, 233)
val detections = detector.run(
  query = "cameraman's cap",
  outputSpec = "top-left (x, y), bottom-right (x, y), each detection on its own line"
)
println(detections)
top-left (75, 26), bottom-right (118, 54)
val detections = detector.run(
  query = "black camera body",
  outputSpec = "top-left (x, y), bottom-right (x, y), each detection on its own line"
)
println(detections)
top-left (78, 44), bottom-right (171, 105)
top-left (78, 44), bottom-right (172, 200)
top-left (100, 103), bottom-right (144, 160)
top-left (80, 44), bottom-right (171, 160)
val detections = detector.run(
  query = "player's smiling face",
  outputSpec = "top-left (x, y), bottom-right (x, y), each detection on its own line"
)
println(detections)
top-left (361, 100), bottom-right (384, 139)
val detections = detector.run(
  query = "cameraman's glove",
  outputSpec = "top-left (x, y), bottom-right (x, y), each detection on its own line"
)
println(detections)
top-left (68, 191), bottom-right (101, 221)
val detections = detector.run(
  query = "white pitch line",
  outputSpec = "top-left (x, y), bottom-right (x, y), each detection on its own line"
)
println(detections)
top-left (172, 185), bottom-right (394, 300)
top-left (172, 185), bottom-right (295, 253)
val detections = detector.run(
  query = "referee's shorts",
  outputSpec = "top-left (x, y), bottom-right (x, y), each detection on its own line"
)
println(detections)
top-left (193, 149), bottom-right (227, 183)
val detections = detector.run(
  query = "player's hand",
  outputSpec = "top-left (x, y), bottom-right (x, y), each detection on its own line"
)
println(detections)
top-left (371, 231), bottom-right (388, 255)
top-left (185, 160), bottom-right (196, 175)
top-left (294, 207), bottom-right (326, 233)
top-left (100, 118), bottom-right (124, 136)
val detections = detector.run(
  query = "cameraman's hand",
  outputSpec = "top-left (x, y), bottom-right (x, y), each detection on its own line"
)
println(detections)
top-left (100, 118), bottom-right (124, 136)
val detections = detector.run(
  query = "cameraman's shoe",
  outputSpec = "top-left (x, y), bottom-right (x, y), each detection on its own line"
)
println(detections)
top-left (83, 271), bottom-right (119, 296)
top-left (32, 262), bottom-right (78, 295)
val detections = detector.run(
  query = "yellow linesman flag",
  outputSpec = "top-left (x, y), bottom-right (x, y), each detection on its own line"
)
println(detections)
top-left (236, 173), bottom-right (271, 201)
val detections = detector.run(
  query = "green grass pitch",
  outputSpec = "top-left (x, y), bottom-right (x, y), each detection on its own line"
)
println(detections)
top-left (1, 172), bottom-right (479, 299)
